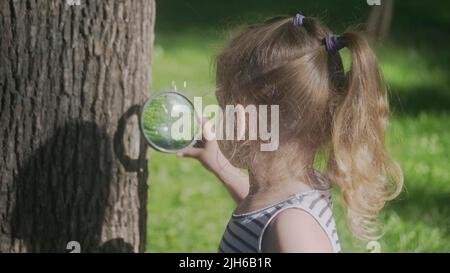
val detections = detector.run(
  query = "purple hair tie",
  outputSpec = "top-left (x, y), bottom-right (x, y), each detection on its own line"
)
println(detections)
top-left (293, 13), bottom-right (305, 27)
top-left (324, 34), bottom-right (346, 52)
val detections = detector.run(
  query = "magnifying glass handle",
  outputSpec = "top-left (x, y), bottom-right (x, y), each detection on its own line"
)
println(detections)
top-left (193, 139), bottom-right (206, 149)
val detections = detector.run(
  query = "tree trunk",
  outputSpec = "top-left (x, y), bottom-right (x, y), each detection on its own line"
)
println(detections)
top-left (0, 0), bottom-right (155, 253)
top-left (367, 0), bottom-right (394, 41)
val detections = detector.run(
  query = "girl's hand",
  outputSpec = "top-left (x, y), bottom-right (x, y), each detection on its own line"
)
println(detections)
top-left (177, 118), bottom-right (249, 203)
top-left (176, 118), bottom-right (227, 173)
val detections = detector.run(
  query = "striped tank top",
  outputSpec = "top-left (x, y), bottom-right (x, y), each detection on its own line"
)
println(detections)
top-left (218, 188), bottom-right (341, 253)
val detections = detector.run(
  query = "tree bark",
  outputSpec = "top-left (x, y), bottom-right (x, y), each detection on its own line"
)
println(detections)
top-left (367, 0), bottom-right (394, 41)
top-left (0, 0), bottom-right (155, 252)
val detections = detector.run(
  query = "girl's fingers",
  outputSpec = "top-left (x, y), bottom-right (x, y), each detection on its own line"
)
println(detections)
top-left (177, 148), bottom-right (203, 158)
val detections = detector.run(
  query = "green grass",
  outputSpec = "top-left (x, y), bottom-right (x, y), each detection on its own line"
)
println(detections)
top-left (146, 0), bottom-right (450, 252)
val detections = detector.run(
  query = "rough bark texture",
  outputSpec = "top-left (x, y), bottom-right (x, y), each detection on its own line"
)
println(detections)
top-left (0, 0), bottom-right (155, 252)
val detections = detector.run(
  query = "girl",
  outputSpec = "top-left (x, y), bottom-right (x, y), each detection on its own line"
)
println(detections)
top-left (178, 14), bottom-right (403, 253)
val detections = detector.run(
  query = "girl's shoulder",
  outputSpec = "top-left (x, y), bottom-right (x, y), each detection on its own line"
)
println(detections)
top-left (261, 205), bottom-right (335, 252)
top-left (222, 190), bottom-right (340, 253)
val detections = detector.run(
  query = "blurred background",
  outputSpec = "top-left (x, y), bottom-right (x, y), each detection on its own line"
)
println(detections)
top-left (147, 0), bottom-right (450, 252)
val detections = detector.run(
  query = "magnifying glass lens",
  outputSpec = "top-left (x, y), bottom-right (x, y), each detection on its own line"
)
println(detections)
top-left (140, 92), bottom-right (199, 153)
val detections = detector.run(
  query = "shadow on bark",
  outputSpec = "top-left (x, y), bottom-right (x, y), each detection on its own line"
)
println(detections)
top-left (99, 238), bottom-right (135, 253)
top-left (11, 114), bottom-right (146, 253)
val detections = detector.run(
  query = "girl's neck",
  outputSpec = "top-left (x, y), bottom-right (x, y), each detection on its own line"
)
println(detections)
top-left (247, 168), bottom-right (314, 197)
top-left (235, 147), bottom-right (317, 213)
top-left (235, 169), bottom-right (315, 214)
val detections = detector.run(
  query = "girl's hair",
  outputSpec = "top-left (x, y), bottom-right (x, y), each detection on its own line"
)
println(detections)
top-left (215, 15), bottom-right (403, 240)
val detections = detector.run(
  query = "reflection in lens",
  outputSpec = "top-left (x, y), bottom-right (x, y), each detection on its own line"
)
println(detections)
top-left (141, 92), bottom-right (198, 152)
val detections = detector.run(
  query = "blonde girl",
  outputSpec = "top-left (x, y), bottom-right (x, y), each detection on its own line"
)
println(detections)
top-left (178, 13), bottom-right (403, 253)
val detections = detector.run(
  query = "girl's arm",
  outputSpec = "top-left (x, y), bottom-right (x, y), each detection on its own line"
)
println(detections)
top-left (177, 119), bottom-right (249, 203)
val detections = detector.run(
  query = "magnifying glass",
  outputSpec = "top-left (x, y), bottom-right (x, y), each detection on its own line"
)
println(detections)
top-left (139, 91), bottom-right (204, 153)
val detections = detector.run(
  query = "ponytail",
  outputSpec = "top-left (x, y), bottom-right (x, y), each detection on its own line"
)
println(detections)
top-left (328, 32), bottom-right (403, 240)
